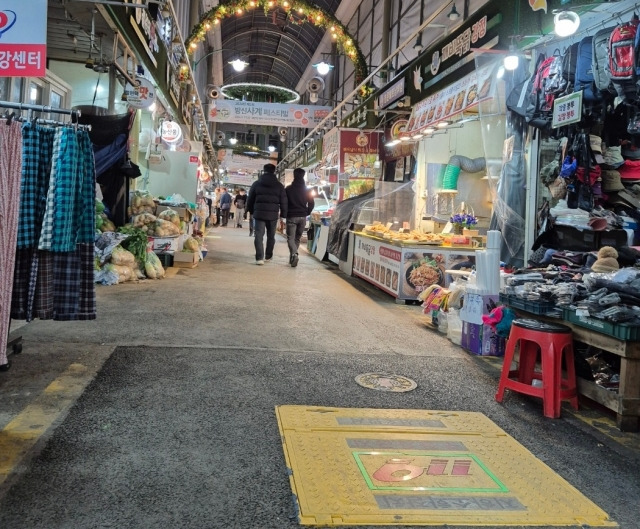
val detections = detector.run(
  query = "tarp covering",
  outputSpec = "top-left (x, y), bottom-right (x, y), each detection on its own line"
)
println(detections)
top-left (327, 190), bottom-right (375, 261)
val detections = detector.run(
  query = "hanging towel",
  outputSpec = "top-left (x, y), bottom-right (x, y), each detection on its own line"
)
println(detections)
top-left (0, 121), bottom-right (23, 366)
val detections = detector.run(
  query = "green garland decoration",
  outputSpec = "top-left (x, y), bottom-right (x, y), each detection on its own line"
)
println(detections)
top-left (221, 82), bottom-right (299, 103)
top-left (186, 0), bottom-right (368, 83)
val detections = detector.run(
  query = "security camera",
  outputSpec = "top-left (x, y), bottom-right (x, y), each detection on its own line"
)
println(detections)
top-left (397, 96), bottom-right (411, 108)
top-left (278, 127), bottom-right (288, 137)
top-left (216, 131), bottom-right (225, 142)
top-left (309, 92), bottom-right (318, 103)
top-left (280, 134), bottom-right (286, 142)
top-left (207, 85), bottom-right (221, 99)
top-left (307, 76), bottom-right (325, 95)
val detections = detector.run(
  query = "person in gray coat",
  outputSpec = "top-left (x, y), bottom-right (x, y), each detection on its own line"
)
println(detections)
top-left (246, 164), bottom-right (288, 265)
top-left (285, 168), bottom-right (315, 267)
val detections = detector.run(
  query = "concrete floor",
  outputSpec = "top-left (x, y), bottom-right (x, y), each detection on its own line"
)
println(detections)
top-left (0, 224), bottom-right (639, 528)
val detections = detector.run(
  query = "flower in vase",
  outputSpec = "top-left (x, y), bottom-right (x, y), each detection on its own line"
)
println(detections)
top-left (450, 213), bottom-right (478, 230)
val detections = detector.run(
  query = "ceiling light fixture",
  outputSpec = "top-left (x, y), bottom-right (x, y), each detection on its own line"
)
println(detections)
top-left (314, 61), bottom-right (333, 76)
top-left (268, 145), bottom-right (276, 152)
top-left (448, 3), bottom-right (460, 21)
top-left (504, 45), bottom-right (519, 71)
top-left (229, 59), bottom-right (248, 72)
top-left (229, 137), bottom-right (238, 145)
top-left (554, 10), bottom-right (580, 37)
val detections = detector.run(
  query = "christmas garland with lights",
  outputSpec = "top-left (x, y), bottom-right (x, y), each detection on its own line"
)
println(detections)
top-left (221, 82), bottom-right (300, 103)
top-left (186, 0), bottom-right (368, 83)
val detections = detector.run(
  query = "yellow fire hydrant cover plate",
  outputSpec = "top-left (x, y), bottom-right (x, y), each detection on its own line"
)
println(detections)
top-left (275, 406), bottom-right (615, 527)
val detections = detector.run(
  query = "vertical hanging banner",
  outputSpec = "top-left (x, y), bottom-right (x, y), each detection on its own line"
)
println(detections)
top-left (0, 0), bottom-right (47, 77)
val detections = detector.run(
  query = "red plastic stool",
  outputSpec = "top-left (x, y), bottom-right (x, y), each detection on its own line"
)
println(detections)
top-left (495, 318), bottom-right (578, 418)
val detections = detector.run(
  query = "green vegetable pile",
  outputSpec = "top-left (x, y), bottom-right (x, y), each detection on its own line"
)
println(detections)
top-left (117, 226), bottom-right (149, 265)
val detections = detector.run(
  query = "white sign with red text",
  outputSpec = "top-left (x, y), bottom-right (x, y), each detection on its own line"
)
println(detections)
top-left (208, 100), bottom-right (331, 128)
top-left (0, 0), bottom-right (47, 77)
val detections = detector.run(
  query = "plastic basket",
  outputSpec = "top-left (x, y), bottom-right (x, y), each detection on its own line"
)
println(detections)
top-left (562, 308), bottom-right (640, 341)
top-left (499, 293), bottom-right (556, 315)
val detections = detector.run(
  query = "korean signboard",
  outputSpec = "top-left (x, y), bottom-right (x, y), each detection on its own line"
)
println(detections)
top-left (0, 0), bottom-right (47, 77)
top-left (406, 62), bottom-right (497, 135)
top-left (123, 77), bottom-right (156, 109)
top-left (552, 91), bottom-right (582, 128)
top-left (339, 129), bottom-right (382, 177)
top-left (208, 100), bottom-right (332, 128)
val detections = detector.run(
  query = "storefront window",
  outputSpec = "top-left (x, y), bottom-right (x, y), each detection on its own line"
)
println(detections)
top-left (29, 82), bottom-right (43, 105)
top-left (0, 78), bottom-right (9, 101)
top-left (51, 90), bottom-right (63, 109)
top-left (10, 77), bottom-right (23, 103)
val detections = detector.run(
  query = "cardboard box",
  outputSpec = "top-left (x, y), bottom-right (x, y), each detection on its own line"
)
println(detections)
top-left (172, 251), bottom-right (198, 268)
top-left (461, 321), bottom-right (506, 356)
top-left (156, 205), bottom-right (194, 222)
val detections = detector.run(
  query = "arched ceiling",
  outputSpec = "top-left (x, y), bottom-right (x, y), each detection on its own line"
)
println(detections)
top-left (198, 0), bottom-right (342, 90)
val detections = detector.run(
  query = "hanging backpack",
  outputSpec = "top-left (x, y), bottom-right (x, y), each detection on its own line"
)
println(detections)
top-left (574, 36), bottom-right (601, 103)
top-left (608, 17), bottom-right (640, 103)
top-left (592, 25), bottom-right (616, 94)
top-left (539, 53), bottom-right (566, 108)
top-left (562, 41), bottom-right (580, 93)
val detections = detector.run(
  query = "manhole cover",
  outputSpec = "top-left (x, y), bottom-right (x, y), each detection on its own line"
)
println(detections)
top-left (354, 373), bottom-right (417, 392)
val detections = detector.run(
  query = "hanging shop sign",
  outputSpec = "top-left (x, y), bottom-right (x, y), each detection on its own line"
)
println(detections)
top-left (406, 62), bottom-right (497, 135)
top-left (382, 120), bottom-right (417, 162)
top-left (339, 129), bottom-right (382, 177)
top-left (552, 91), bottom-right (582, 129)
top-left (0, 0), bottom-right (47, 77)
top-left (161, 120), bottom-right (183, 145)
top-left (123, 76), bottom-right (156, 109)
top-left (377, 77), bottom-right (406, 109)
top-left (401, 2), bottom-right (504, 106)
top-left (128, 0), bottom-right (159, 67)
top-left (207, 100), bottom-right (332, 128)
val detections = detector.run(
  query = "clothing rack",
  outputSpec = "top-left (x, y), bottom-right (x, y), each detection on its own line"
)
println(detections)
top-left (0, 100), bottom-right (91, 371)
top-left (0, 101), bottom-right (91, 130)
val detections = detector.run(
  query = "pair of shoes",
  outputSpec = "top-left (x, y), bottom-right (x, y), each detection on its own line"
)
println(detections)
top-left (237, 225), bottom-right (242, 228)
top-left (256, 260), bottom-right (265, 265)
top-left (291, 253), bottom-right (299, 267)
top-left (265, 257), bottom-right (272, 262)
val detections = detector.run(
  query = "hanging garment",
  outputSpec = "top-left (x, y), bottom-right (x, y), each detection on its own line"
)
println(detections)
top-left (77, 130), bottom-right (96, 243)
top-left (12, 127), bottom-right (96, 323)
top-left (17, 123), bottom-right (54, 249)
top-left (0, 121), bottom-right (23, 366)
top-left (39, 127), bottom-right (81, 252)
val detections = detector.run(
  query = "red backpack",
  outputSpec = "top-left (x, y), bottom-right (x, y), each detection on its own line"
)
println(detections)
top-left (608, 16), bottom-right (640, 102)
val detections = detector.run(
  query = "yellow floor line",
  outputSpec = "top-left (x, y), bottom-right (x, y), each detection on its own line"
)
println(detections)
top-left (0, 363), bottom-right (96, 487)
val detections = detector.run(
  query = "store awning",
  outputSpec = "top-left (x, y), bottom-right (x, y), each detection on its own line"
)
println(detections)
top-left (406, 62), bottom-right (497, 135)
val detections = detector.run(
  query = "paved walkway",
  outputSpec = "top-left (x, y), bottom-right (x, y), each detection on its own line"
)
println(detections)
top-left (0, 224), bottom-right (639, 528)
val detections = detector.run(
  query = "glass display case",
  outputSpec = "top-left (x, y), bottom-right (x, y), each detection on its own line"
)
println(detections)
top-left (353, 181), bottom-right (416, 230)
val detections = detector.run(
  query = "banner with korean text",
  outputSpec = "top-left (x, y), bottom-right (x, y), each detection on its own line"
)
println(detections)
top-left (0, 0), bottom-right (47, 77)
top-left (208, 100), bottom-right (331, 128)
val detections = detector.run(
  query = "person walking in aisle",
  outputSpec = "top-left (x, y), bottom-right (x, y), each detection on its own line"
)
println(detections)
top-left (285, 168), bottom-right (315, 267)
top-left (213, 187), bottom-right (222, 226)
top-left (219, 187), bottom-right (232, 226)
top-left (246, 164), bottom-right (287, 265)
top-left (234, 188), bottom-right (247, 228)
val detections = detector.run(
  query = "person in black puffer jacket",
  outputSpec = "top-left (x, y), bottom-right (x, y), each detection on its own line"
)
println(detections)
top-left (246, 164), bottom-right (288, 265)
top-left (285, 168), bottom-right (315, 267)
